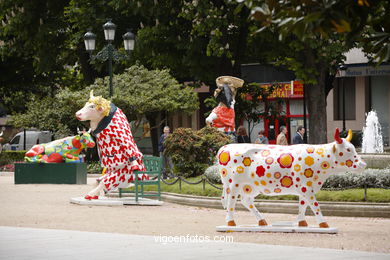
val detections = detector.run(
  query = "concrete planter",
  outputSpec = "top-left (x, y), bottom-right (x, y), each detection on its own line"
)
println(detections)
top-left (14, 163), bottom-right (87, 184)
top-left (360, 154), bottom-right (390, 169)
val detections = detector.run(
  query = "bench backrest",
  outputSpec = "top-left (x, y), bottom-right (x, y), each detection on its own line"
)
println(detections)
top-left (142, 156), bottom-right (162, 176)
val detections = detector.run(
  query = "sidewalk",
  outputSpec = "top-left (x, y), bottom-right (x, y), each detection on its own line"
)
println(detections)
top-left (1, 226), bottom-right (389, 260)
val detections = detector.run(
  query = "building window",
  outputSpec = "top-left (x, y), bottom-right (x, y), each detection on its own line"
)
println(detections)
top-left (334, 77), bottom-right (356, 120)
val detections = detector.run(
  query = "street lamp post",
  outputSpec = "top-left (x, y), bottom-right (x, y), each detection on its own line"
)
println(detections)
top-left (84, 20), bottom-right (135, 97)
top-left (338, 65), bottom-right (347, 132)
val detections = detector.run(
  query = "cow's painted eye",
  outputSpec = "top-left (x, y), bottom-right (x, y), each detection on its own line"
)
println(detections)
top-left (89, 104), bottom-right (95, 109)
top-left (347, 148), bottom-right (351, 152)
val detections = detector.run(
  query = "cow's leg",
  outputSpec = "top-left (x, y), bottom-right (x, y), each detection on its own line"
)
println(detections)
top-left (241, 195), bottom-right (268, 226)
top-left (225, 184), bottom-right (239, 226)
top-left (85, 180), bottom-right (104, 199)
top-left (297, 196), bottom-right (309, 227)
top-left (219, 167), bottom-right (230, 209)
top-left (304, 192), bottom-right (328, 228)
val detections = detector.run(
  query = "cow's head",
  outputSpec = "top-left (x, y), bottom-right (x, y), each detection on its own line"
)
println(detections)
top-left (333, 128), bottom-right (366, 172)
top-left (76, 90), bottom-right (111, 122)
top-left (79, 130), bottom-right (95, 148)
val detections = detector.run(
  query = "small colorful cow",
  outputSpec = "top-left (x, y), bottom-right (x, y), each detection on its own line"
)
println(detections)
top-left (76, 91), bottom-right (146, 200)
top-left (25, 131), bottom-right (95, 163)
top-left (217, 128), bottom-right (366, 228)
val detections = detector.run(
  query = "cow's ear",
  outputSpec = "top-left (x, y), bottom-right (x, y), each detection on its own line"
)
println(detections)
top-left (332, 144), bottom-right (337, 153)
top-left (334, 128), bottom-right (343, 144)
top-left (98, 107), bottom-right (103, 112)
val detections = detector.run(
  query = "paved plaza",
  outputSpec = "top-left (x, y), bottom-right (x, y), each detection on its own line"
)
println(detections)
top-left (1, 174), bottom-right (390, 259)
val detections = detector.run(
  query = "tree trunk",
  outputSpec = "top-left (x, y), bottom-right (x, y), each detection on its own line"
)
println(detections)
top-left (306, 67), bottom-right (328, 144)
top-left (304, 47), bottom-right (328, 144)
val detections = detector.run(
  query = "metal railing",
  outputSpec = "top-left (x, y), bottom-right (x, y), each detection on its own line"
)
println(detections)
top-left (161, 174), bottom-right (223, 190)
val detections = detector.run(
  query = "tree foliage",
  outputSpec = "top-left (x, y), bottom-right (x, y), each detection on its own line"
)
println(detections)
top-left (11, 64), bottom-right (199, 138)
top-left (0, 0), bottom-right (85, 114)
top-left (247, 0), bottom-right (390, 63)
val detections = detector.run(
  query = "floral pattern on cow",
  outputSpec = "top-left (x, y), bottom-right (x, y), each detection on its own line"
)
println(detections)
top-left (217, 128), bottom-right (366, 228)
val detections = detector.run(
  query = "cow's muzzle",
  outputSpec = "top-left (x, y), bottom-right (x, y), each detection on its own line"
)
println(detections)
top-left (358, 161), bottom-right (367, 169)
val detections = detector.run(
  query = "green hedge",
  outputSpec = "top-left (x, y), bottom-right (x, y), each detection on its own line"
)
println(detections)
top-left (0, 151), bottom-right (26, 166)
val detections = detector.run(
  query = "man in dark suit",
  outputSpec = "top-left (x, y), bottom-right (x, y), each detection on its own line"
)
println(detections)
top-left (292, 126), bottom-right (305, 144)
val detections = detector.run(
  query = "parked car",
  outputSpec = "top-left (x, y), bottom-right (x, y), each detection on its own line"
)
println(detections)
top-left (2, 131), bottom-right (52, 151)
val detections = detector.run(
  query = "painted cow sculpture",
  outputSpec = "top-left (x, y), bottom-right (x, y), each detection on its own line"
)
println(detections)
top-left (217, 128), bottom-right (366, 228)
top-left (25, 131), bottom-right (95, 163)
top-left (76, 91), bottom-right (146, 200)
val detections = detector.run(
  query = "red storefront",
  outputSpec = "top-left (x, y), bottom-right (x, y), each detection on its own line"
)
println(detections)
top-left (260, 81), bottom-right (307, 144)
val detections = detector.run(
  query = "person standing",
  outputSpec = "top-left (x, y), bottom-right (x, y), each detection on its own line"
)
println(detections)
top-left (158, 126), bottom-right (172, 179)
top-left (292, 126), bottom-right (305, 144)
top-left (276, 125), bottom-right (288, 145)
top-left (255, 130), bottom-right (269, 144)
top-left (236, 126), bottom-right (250, 143)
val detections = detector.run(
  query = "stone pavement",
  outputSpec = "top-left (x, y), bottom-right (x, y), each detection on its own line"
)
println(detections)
top-left (1, 226), bottom-right (389, 260)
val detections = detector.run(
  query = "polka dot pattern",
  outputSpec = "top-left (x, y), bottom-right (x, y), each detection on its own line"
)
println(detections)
top-left (217, 138), bottom-right (364, 226)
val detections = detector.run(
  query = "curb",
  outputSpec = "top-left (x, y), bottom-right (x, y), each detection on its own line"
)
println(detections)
top-left (160, 192), bottom-right (390, 218)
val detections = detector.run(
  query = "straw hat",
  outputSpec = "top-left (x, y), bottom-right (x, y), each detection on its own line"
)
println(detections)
top-left (216, 76), bottom-right (244, 88)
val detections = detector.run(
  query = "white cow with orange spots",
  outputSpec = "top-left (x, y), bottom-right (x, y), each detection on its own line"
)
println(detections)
top-left (217, 128), bottom-right (366, 228)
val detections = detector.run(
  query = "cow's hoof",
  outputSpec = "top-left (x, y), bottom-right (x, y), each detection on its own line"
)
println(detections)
top-left (84, 195), bottom-right (99, 200)
top-left (298, 220), bottom-right (308, 227)
top-left (258, 219), bottom-right (268, 226)
top-left (227, 220), bottom-right (236, 226)
top-left (319, 222), bottom-right (329, 228)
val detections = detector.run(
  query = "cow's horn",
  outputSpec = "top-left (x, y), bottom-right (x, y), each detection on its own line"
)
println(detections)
top-left (88, 128), bottom-right (92, 133)
top-left (346, 129), bottom-right (353, 142)
top-left (334, 128), bottom-right (343, 144)
top-left (0, 131), bottom-right (3, 136)
top-left (90, 90), bottom-right (94, 99)
top-left (77, 127), bottom-right (81, 134)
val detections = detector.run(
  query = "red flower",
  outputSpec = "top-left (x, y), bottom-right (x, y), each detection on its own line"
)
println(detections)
top-left (256, 166), bottom-right (265, 177)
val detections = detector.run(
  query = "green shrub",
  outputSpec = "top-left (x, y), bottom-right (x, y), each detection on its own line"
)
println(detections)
top-left (87, 161), bottom-right (103, 174)
top-left (323, 168), bottom-right (390, 189)
top-left (0, 151), bottom-right (26, 166)
top-left (164, 127), bottom-right (231, 178)
top-left (204, 165), bottom-right (221, 184)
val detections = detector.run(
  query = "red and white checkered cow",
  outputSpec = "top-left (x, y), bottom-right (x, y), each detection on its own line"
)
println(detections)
top-left (76, 91), bottom-right (147, 200)
top-left (217, 128), bottom-right (366, 228)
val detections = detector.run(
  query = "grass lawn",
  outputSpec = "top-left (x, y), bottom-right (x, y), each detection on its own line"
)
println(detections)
top-left (128, 177), bottom-right (390, 203)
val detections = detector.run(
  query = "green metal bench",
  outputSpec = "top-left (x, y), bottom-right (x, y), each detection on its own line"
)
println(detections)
top-left (119, 155), bottom-right (162, 202)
